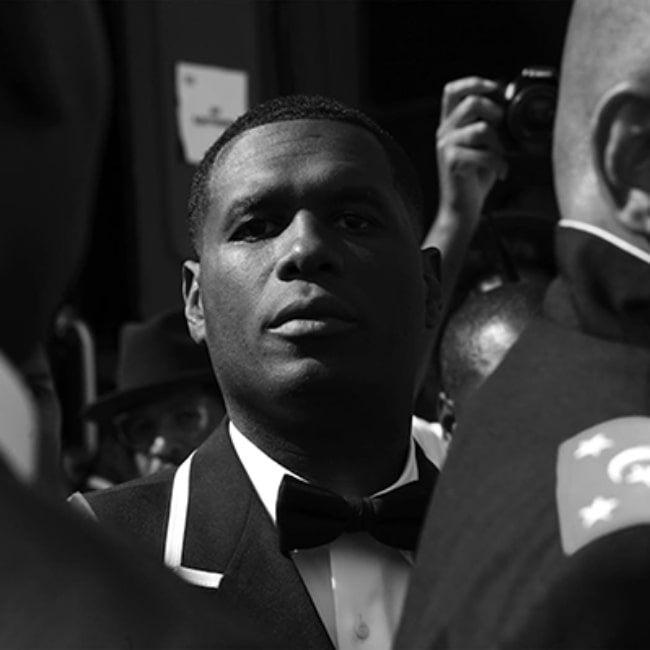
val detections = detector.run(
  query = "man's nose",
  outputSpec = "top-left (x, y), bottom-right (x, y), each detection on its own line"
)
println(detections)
top-left (276, 210), bottom-right (344, 281)
top-left (148, 435), bottom-right (190, 465)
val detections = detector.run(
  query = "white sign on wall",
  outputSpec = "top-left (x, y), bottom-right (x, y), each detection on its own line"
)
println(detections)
top-left (175, 61), bottom-right (248, 165)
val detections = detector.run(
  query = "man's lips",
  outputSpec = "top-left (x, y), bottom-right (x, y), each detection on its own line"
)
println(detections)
top-left (269, 317), bottom-right (357, 337)
top-left (267, 298), bottom-right (360, 337)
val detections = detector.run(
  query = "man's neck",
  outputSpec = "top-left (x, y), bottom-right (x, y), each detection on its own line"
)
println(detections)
top-left (228, 400), bottom-right (413, 498)
top-left (553, 222), bottom-right (650, 347)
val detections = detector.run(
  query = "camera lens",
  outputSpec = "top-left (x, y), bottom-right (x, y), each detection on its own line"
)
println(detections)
top-left (506, 84), bottom-right (557, 152)
top-left (518, 87), bottom-right (557, 137)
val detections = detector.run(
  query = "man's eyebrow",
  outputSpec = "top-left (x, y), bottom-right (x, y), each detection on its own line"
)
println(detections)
top-left (220, 183), bottom-right (395, 230)
top-left (221, 190), bottom-right (289, 230)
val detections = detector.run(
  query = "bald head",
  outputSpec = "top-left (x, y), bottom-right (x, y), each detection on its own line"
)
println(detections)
top-left (554, 0), bottom-right (650, 245)
top-left (440, 279), bottom-right (547, 419)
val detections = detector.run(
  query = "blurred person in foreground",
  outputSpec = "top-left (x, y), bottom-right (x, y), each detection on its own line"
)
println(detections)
top-left (397, 1), bottom-right (650, 648)
top-left (0, 2), bottom-right (265, 647)
top-left (83, 309), bottom-right (226, 481)
top-left (18, 342), bottom-right (66, 500)
top-left (71, 93), bottom-right (444, 650)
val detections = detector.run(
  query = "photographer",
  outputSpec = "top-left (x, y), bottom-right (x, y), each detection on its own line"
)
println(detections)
top-left (415, 76), bottom-right (506, 413)
top-left (425, 69), bottom-right (557, 308)
top-left (417, 71), bottom-right (558, 413)
top-left (424, 76), bottom-right (508, 307)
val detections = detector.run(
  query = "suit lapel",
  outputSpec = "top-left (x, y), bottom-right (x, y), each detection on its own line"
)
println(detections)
top-left (225, 493), bottom-right (333, 650)
top-left (173, 420), bottom-right (333, 650)
top-left (172, 421), bottom-right (437, 650)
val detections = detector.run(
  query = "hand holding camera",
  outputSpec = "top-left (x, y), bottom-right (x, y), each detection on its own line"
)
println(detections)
top-left (435, 68), bottom-right (558, 231)
top-left (436, 76), bottom-right (509, 229)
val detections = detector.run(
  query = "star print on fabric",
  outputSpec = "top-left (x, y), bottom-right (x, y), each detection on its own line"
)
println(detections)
top-left (574, 433), bottom-right (614, 459)
top-left (579, 496), bottom-right (619, 528)
top-left (626, 464), bottom-right (650, 488)
top-left (558, 417), bottom-right (650, 555)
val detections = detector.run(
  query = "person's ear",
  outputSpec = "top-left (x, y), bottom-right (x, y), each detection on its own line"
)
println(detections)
top-left (421, 247), bottom-right (443, 329)
top-left (594, 85), bottom-right (650, 237)
top-left (182, 260), bottom-right (206, 344)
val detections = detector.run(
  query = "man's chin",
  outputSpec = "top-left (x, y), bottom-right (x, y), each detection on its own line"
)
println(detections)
top-left (260, 357), bottom-right (344, 390)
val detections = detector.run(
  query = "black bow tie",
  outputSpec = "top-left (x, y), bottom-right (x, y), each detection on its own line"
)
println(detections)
top-left (276, 470), bottom-right (434, 556)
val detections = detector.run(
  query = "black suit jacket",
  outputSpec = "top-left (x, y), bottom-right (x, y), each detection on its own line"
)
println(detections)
top-left (0, 457), bottom-right (263, 649)
top-left (80, 420), bottom-right (333, 650)
top-left (396, 228), bottom-right (650, 649)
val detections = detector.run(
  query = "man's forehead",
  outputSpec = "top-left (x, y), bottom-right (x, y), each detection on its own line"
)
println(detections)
top-left (213, 118), bottom-right (389, 171)
top-left (200, 117), bottom-right (421, 239)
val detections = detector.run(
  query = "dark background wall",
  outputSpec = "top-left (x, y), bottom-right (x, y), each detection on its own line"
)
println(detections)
top-left (69, 0), bottom-right (573, 387)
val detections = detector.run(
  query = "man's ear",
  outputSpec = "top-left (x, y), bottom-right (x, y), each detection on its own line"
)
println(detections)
top-left (594, 85), bottom-right (650, 237)
top-left (182, 260), bottom-right (206, 344)
top-left (421, 247), bottom-right (443, 329)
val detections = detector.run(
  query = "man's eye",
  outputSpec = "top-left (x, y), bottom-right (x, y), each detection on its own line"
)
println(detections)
top-left (232, 217), bottom-right (282, 242)
top-left (173, 409), bottom-right (202, 429)
top-left (336, 212), bottom-right (375, 232)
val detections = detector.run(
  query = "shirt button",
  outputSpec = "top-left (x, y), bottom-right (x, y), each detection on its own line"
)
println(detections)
top-left (355, 620), bottom-right (370, 640)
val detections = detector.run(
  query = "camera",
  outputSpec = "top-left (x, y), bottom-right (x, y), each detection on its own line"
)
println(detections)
top-left (496, 66), bottom-right (558, 157)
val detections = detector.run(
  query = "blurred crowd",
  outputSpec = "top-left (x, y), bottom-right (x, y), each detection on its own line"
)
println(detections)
top-left (4, 1), bottom-right (650, 649)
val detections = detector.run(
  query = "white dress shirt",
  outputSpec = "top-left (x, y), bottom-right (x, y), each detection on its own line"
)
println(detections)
top-left (229, 419), bottom-right (445, 650)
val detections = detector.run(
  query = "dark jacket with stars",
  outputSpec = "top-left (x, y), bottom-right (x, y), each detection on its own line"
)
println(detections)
top-left (396, 222), bottom-right (650, 650)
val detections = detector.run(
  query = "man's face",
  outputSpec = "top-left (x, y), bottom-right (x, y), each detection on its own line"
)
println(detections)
top-left (184, 119), bottom-right (436, 410)
top-left (115, 387), bottom-right (225, 477)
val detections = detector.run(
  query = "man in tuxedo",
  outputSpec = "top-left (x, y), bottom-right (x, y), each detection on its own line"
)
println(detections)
top-left (71, 94), bottom-right (444, 649)
top-left (396, 1), bottom-right (650, 648)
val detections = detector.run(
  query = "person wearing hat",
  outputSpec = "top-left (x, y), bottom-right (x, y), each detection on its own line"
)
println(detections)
top-left (84, 309), bottom-right (226, 478)
top-left (397, 1), bottom-right (650, 648)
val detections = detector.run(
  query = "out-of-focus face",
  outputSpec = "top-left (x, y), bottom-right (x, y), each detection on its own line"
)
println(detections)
top-left (114, 387), bottom-right (225, 476)
top-left (184, 119), bottom-right (435, 415)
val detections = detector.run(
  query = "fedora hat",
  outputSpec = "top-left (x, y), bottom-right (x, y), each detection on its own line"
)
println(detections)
top-left (83, 309), bottom-right (219, 423)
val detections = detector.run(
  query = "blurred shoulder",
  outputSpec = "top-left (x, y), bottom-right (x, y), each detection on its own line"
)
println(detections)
top-left (68, 468), bottom-right (176, 557)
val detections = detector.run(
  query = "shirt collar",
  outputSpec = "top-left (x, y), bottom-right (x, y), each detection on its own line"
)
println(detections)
top-left (559, 219), bottom-right (650, 266)
top-left (229, 421), bottom-right (419, 525)
top-left (550, 220), bottom-right (650, 347)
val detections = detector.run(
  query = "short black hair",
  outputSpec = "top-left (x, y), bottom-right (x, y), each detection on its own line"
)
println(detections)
top-left (187, 94), bottom-right (424, 251)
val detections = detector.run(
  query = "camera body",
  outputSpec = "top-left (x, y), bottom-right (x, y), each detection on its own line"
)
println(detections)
top-left (495, 66), bottom-right (559, 157)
